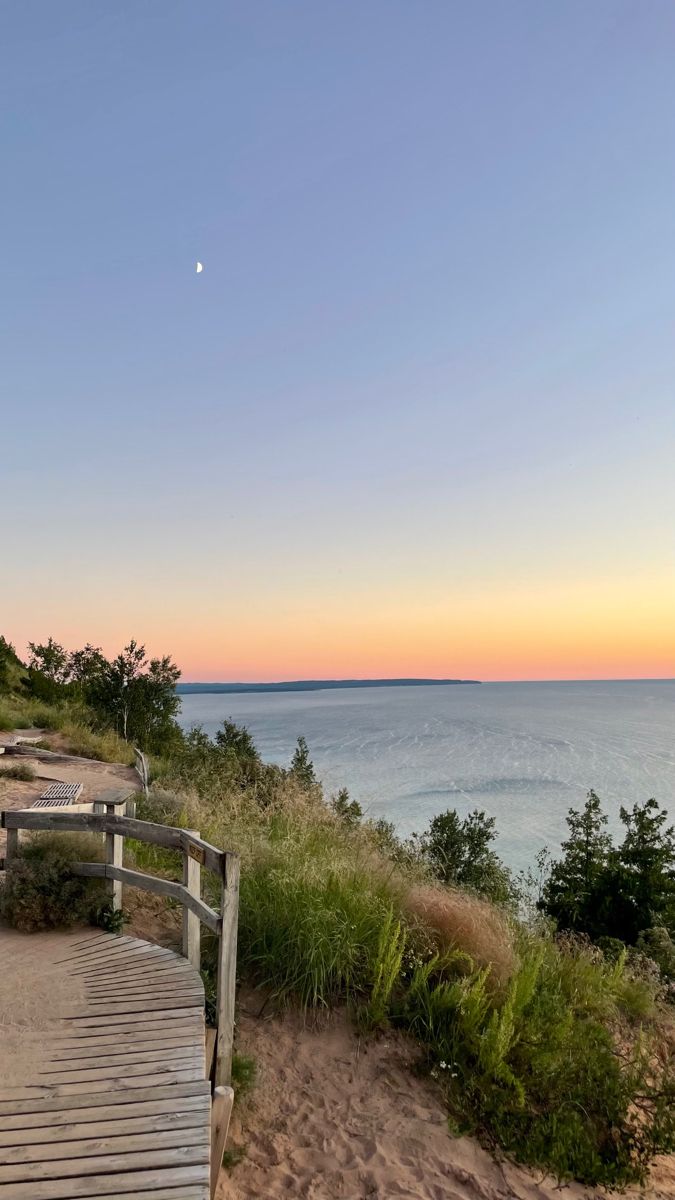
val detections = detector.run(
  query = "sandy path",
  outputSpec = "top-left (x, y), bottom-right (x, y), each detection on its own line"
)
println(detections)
top-left (0, 742), bottom-right (136, 857)
top-left (0, 928), bottom-right (86, 1088)
top-left (218, 1005), bottom-right (675, 1200)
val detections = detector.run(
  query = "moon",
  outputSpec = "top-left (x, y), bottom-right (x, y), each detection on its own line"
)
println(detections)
top-left (196, 261), bottom-right (203, 273)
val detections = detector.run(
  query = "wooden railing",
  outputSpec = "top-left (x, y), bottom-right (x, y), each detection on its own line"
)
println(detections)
top-left (1, 804), bottom-right (239, 1089)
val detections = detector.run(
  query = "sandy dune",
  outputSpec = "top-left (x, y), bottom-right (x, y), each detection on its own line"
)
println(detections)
top-left (218, 1004), bottom-right (675, 1200)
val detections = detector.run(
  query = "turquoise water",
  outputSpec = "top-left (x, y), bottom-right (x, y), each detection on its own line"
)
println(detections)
top-left (178, 681), bottom-right (675, 871)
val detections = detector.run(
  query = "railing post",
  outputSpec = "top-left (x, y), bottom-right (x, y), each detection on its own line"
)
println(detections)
top-left (105, 802), bottom-right (123, 910)
top-left (5, 826), bottom-right (19, 864)
top-left (214, 852), bottom-right (240, 1088)
top-left (182, 830), bottom-right (201, 970)
top-left (210, 1085), bottom-right (234, 1199)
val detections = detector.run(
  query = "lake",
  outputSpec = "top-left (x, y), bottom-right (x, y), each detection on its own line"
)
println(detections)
top-left (178, 681), bottom-right (675, 871)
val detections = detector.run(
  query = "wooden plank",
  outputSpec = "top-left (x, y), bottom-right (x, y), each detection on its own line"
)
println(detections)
top-left (41, 1046), bottom-right (201, 1073)
top-left (58, 933), bottom-right (118, 953)
top-left (0, 1068), bottom-right (203, 1101)
top-left (50, 1037), bottom-right (198, 1060)
top-left (85, 973), bottom-right (192, 992)
top-left (5, 827), bottom-right (18, 864)
top-left (83, 964), bottom-right (198, 985)
top-left (209, 1085), bottom-right (234, 1200)
top-left (83, 990), bottom-right (201, 1007)
top-left (0, 1143), bottom-right (209, 1183)
top-left (0, 1081), bottom-right (209, 1116)
top-left (67, 1011), bottom-right (204, 1031)
top-left (70, 863), bottom-right (106, 879)
top-left (205, 1027), bottom-right (216, 1081)
top-left (104, 800), bottom-right (123, 908)
top-left (105, 866), bottom-right (221, 933)
top-left (74, 1191), bottom-right (205, 1200)
top-left (61, 936), bottom-right (164, 963)
top-left (0, 1163), bottom-right (209, 1198)
top-left (0, 1092), bottom-right (209, 1130)
top-left (69, 945), bottom-right (179, 972)
top-left (66, 998), bottom-right (203, 1018)
top-left (2, 1127), bottom-right (209, 1165)
top-left (0, 1109), bottom-right (207, 1147)
top-left (74, 959), bottom-right (189, 979)
top-left (214, 852), bottom-right (239, 1087)
top-left (53, 1018), bottom-right (202, 1042)
top-left (179, 829), bottom-right (225, 880)
top-left (183, 828), bottom-right (201, 969)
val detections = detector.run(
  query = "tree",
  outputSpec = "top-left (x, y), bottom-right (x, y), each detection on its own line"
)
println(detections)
top-left (89, 641), bottom-right (181, 751)
top-left (417, 808), bottom-right (512, 903)
top-left (0, 635), bottom-right (18, 694)
top-left (27, 637), bottom-right (69, 684)
top-left (539, 791), bottom-right (613, 937)
top-left (331, 787), bottom-right (363, 827)
top-left (68, 644), bottom-right (107, 693)
top-left (611, 799), bottom-right (675, 942)
top-left (290, 736), bottom-right (317, 787)
top-left (215, 720), bottom-right (260, 764)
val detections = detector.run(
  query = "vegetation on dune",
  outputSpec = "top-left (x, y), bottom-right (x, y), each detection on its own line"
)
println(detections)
top-left (0, 834), bottom-right (105, 931)
top-left (1, 630), bottom-right (675, 1185)
top-left (143, 726), bottom-right (675, 1186)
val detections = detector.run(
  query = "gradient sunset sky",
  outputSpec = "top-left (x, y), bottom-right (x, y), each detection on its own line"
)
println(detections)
top-left (2, 2), bottom-right (674, 682)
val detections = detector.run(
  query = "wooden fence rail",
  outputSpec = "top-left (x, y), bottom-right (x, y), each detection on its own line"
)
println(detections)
top-left (0, 806), bottom-right (239, 1089)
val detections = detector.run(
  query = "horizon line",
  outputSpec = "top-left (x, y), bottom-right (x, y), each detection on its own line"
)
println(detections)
top-left (179, 675), bottom-right (675, 686)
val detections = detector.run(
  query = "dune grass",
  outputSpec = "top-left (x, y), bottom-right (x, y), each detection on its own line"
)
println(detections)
top-left (133, 766), bottom-right (674, 1188)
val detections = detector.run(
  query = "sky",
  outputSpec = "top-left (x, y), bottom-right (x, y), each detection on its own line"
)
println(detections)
top-left (1, 1), bottom-right (674, 682)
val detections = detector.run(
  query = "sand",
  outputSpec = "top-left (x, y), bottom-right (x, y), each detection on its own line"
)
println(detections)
top-left (0, 928), bottom-right (85, 1089)
top-left (218, 1003), bottom-right (675, 1200)
top-left (0, 735), bottom-right (137, 858)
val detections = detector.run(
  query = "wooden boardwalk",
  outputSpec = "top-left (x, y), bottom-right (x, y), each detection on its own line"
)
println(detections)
top-left (0, 928), bottom-right (210, 1199)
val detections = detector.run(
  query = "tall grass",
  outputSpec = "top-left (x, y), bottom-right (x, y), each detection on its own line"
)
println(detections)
top-left (139, 762), bottom-right (675, 1189)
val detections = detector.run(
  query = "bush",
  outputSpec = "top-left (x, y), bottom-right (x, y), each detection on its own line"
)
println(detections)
top-left (0, 835), bottom-right (105, 932)
top-left (0, 762), bottom-right (36, 781)
top-left (398, 933), bottom-right (674, 1186)
top-left (414, 808), bottom-right (513, 904)
top-left (637, 926), bottom-right (675, 985)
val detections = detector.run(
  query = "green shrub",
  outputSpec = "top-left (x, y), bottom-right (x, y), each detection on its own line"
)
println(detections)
top-left (0, 834), bottom-right (105, 932)
top-left (636, 926), bottom-right (675, 985)
top-left (397, 933), bottom-right (674, 1186)
top-left (0, 762), bottom-right (36, 781)
top-left (414, 808), bottom-right (513, 904)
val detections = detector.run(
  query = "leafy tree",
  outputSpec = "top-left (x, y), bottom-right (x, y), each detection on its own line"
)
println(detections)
top-left (541, 793), bottom-right (675, 949)
top-left (539, 791), bottom-right (613, 938)
top-left (609, 799), bottom-right (675, 942)
top-left (331, 787), bottom-right (363, 827)
top-left (417, 807), bottom-right (512, 903)
top-left (0, 635), bottom-right (18, 694)
top-left (290, 735), bottom-right (317, 788)
top-left (215, 720), bottom-right (260, 764)
top-left (27, 637), bottom-right (69, 684)
top-left (68, 644), bottom-right (107, 692)
top-left (89, 641), bottom-right (181, 751)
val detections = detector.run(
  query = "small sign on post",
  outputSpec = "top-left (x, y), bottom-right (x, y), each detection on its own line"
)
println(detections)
top-left (188, 842), bottom-right (206, 866)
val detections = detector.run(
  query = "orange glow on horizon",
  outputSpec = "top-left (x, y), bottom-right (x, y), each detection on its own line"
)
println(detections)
top-left (8, 572), bottom-right (673, 686)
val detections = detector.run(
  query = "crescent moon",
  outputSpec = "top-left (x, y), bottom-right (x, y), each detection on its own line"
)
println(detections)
top-left (196, 261), bottom-right (203, 273)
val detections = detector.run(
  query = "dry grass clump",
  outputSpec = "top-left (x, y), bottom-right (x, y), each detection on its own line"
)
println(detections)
top-left (403, 883), bottom-right (517, 986)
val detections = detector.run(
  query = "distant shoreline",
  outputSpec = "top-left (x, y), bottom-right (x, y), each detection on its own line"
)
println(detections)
top-left (177, 678), bottom-right (481, 695)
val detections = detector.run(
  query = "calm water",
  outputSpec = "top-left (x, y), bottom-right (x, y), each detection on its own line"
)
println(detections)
top-left (178, 681), bottom-right (675, 871)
